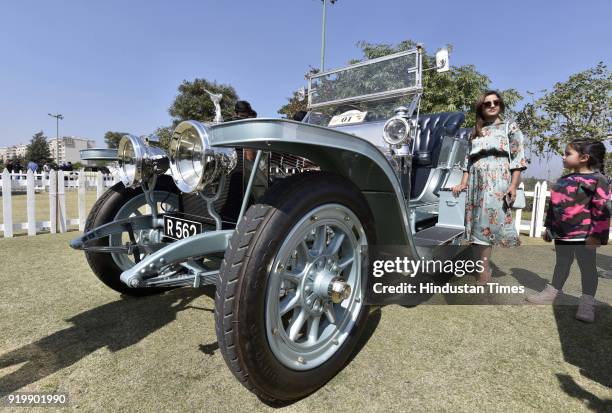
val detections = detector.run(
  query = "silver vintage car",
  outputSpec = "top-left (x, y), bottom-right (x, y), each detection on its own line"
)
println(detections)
top-left (72, 45), bottom-right (469, 402)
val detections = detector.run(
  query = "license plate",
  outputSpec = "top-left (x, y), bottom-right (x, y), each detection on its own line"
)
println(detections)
top-left (163, 215), bottom-right (203, 240)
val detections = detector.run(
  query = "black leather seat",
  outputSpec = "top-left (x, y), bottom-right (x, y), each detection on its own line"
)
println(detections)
top-left (408, 112), bottom-right (465, 198)
top-left (413, 112), bottom-right (465, 165)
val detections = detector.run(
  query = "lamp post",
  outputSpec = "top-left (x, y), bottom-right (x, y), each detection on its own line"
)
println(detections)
top-left (48, 113), bottom-right (63, 163)
top-left (320, 0), bottom-right (337, 71)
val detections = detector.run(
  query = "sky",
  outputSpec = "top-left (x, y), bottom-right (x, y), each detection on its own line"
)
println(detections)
top-left (0, 0), bottom-right (610, 178)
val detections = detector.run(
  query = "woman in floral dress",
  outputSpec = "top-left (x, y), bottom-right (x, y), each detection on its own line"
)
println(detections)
top-left (452, 90), bottom-right (527, 284)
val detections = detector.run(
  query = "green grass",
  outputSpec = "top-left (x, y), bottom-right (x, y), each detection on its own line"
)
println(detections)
top-left (516, 209), bottom-right (533, 222)
top-left (0, 233), bottom-right (610, 411)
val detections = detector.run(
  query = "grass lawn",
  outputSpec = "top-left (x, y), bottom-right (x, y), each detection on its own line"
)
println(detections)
top-left (0, 232), bottom-right (610, 411)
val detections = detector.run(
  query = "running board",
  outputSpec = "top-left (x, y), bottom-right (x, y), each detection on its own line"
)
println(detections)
top-left (413, 189), bottom-right (466, 259)
top-left (413, 226), bottom-right (464, 247)
top-left (414, 227), bottom-right (466, 261)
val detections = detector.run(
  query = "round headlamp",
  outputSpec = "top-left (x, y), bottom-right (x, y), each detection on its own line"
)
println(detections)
top-left (169, 121), bottom-right (237, 193)
top-left (117, 134), bottom-right (169, 188)
top-left (383, 117), bottom-right (411, 146)
top-left (117, 134), bottom-right (144, 187)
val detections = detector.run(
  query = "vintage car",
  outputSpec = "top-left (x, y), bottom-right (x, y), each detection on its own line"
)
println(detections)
top-left (71, 45), bottom-right (469, 402)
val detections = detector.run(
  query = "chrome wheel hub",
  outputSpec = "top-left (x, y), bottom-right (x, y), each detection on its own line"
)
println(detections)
top-left (265, 204), bottom-right (367, 370)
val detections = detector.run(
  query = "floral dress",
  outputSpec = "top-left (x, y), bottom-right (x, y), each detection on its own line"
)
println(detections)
top-left (462, 121), bottom-right (527, 247)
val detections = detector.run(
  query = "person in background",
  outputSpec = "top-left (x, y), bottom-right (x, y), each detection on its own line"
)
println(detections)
top-left (232, 101), bottom-right (258, 161)
top-left (292, 110), bottom-right (308, 122)
top-left (219, 100), bottom-right (261, 220)
top-left (27, 160), bottom-right (38, 172)
top-left (526, 139), bottom-right (610, 322)
top-left (233, 100), bottom-right (257, 120)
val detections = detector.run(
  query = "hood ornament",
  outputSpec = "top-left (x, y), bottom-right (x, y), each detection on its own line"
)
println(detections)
top-left (204, 89), bottom-right (223, 123)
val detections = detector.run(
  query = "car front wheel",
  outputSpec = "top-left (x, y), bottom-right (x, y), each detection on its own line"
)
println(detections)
top-left (215, 172), bottom-right (375, 402)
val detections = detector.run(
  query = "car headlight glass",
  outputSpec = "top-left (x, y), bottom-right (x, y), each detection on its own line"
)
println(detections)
top-left (383, 117), bottom-right (410, 146)
top-left (169, 121), bottom-right (236, 193)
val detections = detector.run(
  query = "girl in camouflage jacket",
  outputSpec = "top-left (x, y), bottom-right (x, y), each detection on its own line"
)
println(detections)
top-left (527, 139), bottom-right (610, 323)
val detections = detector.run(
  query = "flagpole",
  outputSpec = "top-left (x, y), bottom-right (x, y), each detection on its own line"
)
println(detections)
top-left (320, 0), bottom-right (327, 71)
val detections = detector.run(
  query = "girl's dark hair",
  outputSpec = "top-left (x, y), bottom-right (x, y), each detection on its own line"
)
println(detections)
top-left (473, 90), bottom-right (505, 138)
top-left (568, 138), bottom-right (607, 174)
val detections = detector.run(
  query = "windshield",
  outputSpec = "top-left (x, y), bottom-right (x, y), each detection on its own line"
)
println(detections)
top-left (308, 49), bottom-right (420, 109)
top-left (303, 96), bottom-right (413, 127)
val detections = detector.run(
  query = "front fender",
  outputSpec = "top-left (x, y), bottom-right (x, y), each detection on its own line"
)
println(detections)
top-left (211, 119), bottom-right (417, 255)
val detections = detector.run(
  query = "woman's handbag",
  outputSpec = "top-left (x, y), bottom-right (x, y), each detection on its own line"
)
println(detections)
top-left (512, 187), bottom-right (526, 209)
top-left (505, 121), bottom-right (526, 210)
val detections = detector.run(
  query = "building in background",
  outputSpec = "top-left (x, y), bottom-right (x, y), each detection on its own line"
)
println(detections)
top-left (14, 144), bottom-right (27, 159)
top-left (0, 144), bottom-right (27, 162)
top-left (48, 137), bottom-right (96, 165)
top-left (1, 136), bottom-right (95, 165)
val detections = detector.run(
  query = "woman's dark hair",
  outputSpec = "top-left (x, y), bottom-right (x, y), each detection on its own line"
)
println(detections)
top-left (473, 90), bottom-right (505, 138)
top-left (568, 138), bottom-right (607, 174)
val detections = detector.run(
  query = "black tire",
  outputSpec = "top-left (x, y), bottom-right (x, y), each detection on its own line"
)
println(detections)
top-left (215, 172), bottom-right (376, 403)
top-left (84, 175), bottom-right (179, 296)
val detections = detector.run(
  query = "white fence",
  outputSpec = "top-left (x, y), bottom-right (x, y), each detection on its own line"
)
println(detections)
top-left (0, 169), bottom-right (116, 237)
top-left (0, 174), bottom-right (606, 239)
top-left (513, 181), bottom-right (548, 237)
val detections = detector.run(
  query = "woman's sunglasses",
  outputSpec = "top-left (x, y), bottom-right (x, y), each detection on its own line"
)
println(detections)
top-left (483, 100), bottom-right (500, 108)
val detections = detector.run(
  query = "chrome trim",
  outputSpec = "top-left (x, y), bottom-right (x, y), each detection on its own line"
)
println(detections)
top-left (169, 121), bottom-right (237, 193)
top-left (383, 117), bottom-right (410, 145)
top-left (80, 148), bottom-right (118, 162)
top-left (117, 134), bottom-right (170, 188)
top-left (117, 134), bottom-right (145, 187)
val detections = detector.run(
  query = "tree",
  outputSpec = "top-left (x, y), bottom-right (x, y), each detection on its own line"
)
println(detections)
top-left (516, 62), bottom-right (611, 156)
top-left (278, 89), bottom-right (309, 119)
top-left (169, 79), bottom-right (239, 125)
top-left (104, 131), bottom-right (128, 149)
top-left (25, 131), bottom-right (51, 165)
top-left (278, 39), bottom-right (522, 124)
top-left (153, 126), bottom-right (174, 153)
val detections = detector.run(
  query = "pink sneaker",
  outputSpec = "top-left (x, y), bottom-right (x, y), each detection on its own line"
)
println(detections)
top-left (526, 284), bottom-right (558, 304)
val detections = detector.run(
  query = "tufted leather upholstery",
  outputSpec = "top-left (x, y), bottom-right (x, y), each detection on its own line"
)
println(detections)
top-left (408, 112), bottom-right (465, 198)
top-left (413, 112), bottom-right (465, 165)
